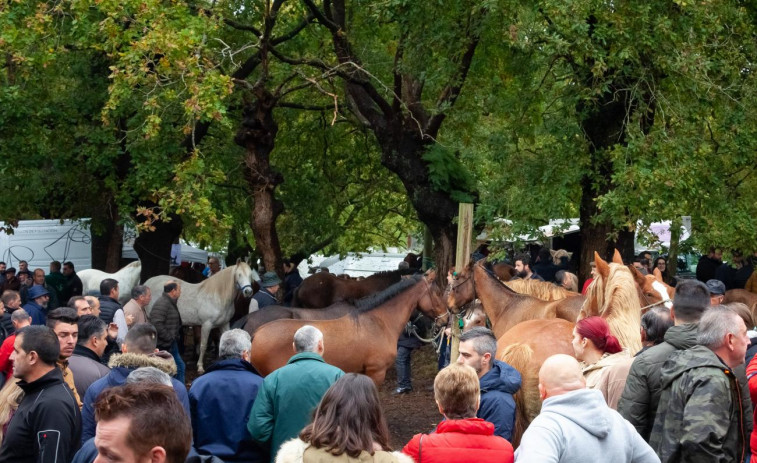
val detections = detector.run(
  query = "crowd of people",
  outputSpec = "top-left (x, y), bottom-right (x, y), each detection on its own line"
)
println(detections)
top-left (0, 252), bottom-right (756, 463)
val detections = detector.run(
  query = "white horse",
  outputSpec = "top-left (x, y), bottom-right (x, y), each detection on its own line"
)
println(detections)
top-left (78, 261), bottom-right (142, 305)
top-left (144, 262), bottom-right (256, 373)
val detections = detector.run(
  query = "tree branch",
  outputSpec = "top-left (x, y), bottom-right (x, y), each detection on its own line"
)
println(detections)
top-left (279, 102), bottom-right (335, 110)
top-left (301, 0), bottom-right (340, 32)
top-left (223, 18), bottom-right (262, 36)
top-left (272, 13), bottom-right (316, 45)
top-left (426, 35), bottom-right (479, 136)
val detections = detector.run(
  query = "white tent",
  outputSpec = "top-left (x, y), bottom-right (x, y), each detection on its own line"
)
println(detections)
top-left (120, 242), bottom-right (208, 264)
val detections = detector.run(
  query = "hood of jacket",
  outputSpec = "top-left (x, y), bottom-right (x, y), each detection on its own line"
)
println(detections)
top-left (540, 388), bottom-right (613, 438)
top-left (107, 351), bottom-right (177, 376)
top-left (581, 350), bottom-right (630, 375)
top-left (205, 357), bottom-right (260, 375)
top-left (480, 359), bottom-right (522, 395)
top-left (663, 323), bottom-right (699, 350)
top-left (660, 345), bottom-right (730, 390)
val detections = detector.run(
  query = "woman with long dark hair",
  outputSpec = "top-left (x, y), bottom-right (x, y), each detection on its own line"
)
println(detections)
top-left (276, 373), bottom-right (412, 463)
top-left (572, 316), bottom-right (631, 409)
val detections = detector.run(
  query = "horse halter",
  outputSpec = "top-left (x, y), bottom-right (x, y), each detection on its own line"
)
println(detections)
top-left (448, 273), bottom-right (476, 314)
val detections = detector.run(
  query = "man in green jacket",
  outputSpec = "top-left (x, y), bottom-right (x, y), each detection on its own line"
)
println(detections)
top-left (650, 305), bottom-right (750, 462)
top-left (247, 325), bottom-right (344, 462)
top-left (617, 279), bottom-right (710, 440)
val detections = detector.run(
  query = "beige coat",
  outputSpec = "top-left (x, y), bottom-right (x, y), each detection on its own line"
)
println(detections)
top-left (123, 299), bottom-right (149, 327)
top-left (581, 350), bottom-right (632, 409)
top-left (276, 439), bottom-right (414, 463)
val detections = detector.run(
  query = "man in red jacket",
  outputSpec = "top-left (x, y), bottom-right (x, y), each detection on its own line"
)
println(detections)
top-left (403, 363), bottom-right (514, 463)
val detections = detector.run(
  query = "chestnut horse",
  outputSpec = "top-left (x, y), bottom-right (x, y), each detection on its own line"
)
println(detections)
top-left (242, 303), bottom-right (354, 336)
top-left (250, 272), bottom-right (449, 384)
top-left (724, 289), bottom-right (757, 318)
top-left (499, 250), bottom-right (643, 447)
top-left (628, 265), bottom-right (674, 313)
top-left (291, 269), bottom-right (414, 308)
top-left (447, 260), bottom-right (583, 338)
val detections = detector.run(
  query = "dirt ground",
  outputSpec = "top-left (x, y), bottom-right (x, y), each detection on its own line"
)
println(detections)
top-left (184, 339), bottom-right (440, 449)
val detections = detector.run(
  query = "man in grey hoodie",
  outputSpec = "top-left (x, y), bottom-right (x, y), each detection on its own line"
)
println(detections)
top-left (515, 354), bottom-right (659, 463)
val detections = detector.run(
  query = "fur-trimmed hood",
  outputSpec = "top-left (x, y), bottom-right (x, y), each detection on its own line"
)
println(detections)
top-left (276, 438), bottom-right (414, 463)
top-left (107, 351), bottom-right (177, 376)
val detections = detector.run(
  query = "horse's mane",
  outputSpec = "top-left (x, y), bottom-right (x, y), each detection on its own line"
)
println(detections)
top-left (198, 262), bottom-right (249, 297)
top-left (581, 263), bottom-right (641, 352)
top-left (355, 275), bottom-right (422, 312)
top-left (365, 268), bottom-right (416, 280)
top-left (505, 279), bottom-right (577, 301)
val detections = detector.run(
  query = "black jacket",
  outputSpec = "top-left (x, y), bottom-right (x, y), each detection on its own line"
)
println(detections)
top-left (151, 293), bottom-right (183, 350)
top-left (0, 368), bottom-right (82, 463)
top-left (98, 296), bottom-right (122, 325)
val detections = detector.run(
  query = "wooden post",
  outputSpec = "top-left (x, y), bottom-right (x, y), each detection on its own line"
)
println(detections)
top-left (450, 203), bottom-right (474, 363)
top-left (422, 226), bottom-right (433, 271)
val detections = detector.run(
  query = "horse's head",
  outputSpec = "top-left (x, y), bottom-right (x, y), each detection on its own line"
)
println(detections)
top-left (234, 262), bottom-right (255, 297)
top-left (629, 264), bottom-right (672, 311)
top-left (447, 265), bottom-right (475, 312)
top-left (462, 302), bottom-right (487, 332)
top-left (419, 272), bottom-right (449, 327)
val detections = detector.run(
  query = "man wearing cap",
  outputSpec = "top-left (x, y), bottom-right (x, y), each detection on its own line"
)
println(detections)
top-left (0, 267), bottom-right (19, 293)
top-left (706, 279), bottom-right (726, 306)
top-left (22, 285), bottom-right (50, 325)
top-left (249, 272), bottom-right (281, 313)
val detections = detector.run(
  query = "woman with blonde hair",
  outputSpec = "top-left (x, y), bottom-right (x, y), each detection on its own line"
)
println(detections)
top-left (0, 378), bottom-right (23, 442)
top-left (276, 373), bottom-right (412, 463)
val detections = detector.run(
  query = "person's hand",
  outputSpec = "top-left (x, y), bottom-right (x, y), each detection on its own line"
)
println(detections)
top-left (126, 314), bottom-right (135, 325)
top-left (444, 327), bottom-right (452, 336)
top-left (108, 323), bottom-right (118, 340)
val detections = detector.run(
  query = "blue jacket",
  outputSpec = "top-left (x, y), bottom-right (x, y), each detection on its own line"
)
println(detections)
top-left (22, 300), bottom-right (46, 326)
top-left (80, 352), bottom-right (190, 444)
top-left (189, 358), bottom-right (266, 462)
top-left (478, 359), bottom-right (522, 441)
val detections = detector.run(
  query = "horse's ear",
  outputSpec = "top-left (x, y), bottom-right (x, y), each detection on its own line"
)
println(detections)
top-left (426, 269), bottom-right (437, 281)
top-left (628, 264), bottom-right (647, 287)
top-left (612, 249), bottom-right (623, 265)
top-left (550, 249), bottom-right (558, 258)
top-left (236, 257), bottom-right (242, 265)
top-left (653, 268), bottom-right (664, 282)
top-left (594, 252), bottom-right (610, 280)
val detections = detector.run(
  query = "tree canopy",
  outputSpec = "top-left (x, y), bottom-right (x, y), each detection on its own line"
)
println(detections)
top-left (2, 0), bottom-right (757, 275)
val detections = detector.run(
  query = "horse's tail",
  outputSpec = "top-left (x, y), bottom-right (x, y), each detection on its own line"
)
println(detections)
top-left (500, 342), bottom-right (535, 449)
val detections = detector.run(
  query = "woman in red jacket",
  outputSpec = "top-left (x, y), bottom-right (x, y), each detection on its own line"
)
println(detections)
top-left (403, 363), bottom-right (514, 463)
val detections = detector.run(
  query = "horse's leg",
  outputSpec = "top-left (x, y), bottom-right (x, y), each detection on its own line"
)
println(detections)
top-left (364, 367), bottom-right (387, 386)
top-left (197, 321), bottom-right (213, 375)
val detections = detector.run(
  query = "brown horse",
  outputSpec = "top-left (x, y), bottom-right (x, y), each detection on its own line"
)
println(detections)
top-left (498, 319), bottom-right (575, 447)
top-left (724, 289), bottom-right (757, 318)
top-left (492, 262), bottom-right (517, 281)
top-left (447, 260), bottom-right (583, 338)
top-left (291, 269), bottom-right (413, 308)
top-left (250, 272), bottom-right (449, 384)
top-left (242, 303), bottom-right (354, 336)
top-left (498, 250), bottom-right (643, 447)
top-left (628, 265), bottom-right (674, 314)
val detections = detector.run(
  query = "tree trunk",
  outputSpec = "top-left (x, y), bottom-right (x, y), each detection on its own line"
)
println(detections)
top-left (668, 217), bottom-right (682, 279)
top-left (90, 199), bottom-right (123, 272)
top-left (234, 90), bottom-right (284, 277)
top-left (133, 211), bottom-right (183, 282)
top-left (373, 126), bottom-right (465, 279)
top-left (576, 83), bottom-right (634, 282)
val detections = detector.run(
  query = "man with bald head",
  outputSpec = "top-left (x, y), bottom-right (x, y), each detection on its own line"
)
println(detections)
top-left (515, 354), bottom-right (658, 463)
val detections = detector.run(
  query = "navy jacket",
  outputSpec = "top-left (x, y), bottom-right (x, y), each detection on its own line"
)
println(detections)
top-left (478, 359), bottom-right (522, 441)
top-left (189, 358), bottom-right (267, 462)
top-left (81, 352), bottom-right (190, 444)
top-left (22, 300), bottom-right (46, 326)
